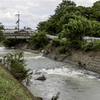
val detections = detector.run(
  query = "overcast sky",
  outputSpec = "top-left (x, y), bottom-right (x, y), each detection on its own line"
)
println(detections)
top-left (0, 0), bottom-right (98, 30)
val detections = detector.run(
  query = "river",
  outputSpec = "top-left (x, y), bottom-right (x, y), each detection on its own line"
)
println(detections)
top-left (0, 47), bottom-right (100, 100)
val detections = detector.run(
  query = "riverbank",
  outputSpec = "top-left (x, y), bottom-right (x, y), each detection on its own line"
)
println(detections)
top-left (0, 63), bottom-right (42, 100)
top-left (43, 44), bottom-right (100, 74)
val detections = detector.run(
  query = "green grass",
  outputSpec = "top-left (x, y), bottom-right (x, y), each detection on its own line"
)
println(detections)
top-left (0, 63), bottom-right (38, 100)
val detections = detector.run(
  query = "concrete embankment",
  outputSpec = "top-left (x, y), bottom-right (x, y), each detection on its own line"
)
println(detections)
top-left (43, 44), bottom-right (100, 74)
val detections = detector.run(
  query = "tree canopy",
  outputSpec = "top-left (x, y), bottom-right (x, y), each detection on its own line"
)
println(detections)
top-left (37, 0), bottom-right (100, 37)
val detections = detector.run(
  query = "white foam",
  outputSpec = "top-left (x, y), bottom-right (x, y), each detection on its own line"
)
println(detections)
top-left (25, 56), bottom-right (45, 59)
top-left (37, 67), bottom-right (83, 77)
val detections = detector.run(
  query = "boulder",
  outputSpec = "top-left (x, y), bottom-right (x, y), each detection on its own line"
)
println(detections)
top-left (36, 74), bottom-right (46, 81)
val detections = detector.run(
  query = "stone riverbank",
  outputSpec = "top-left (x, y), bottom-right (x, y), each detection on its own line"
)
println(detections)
top-left (43, 44), bottom-right (100, 74)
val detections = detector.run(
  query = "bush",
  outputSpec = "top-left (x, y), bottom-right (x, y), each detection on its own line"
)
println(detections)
top-left (50, 38), bottom-right (60, 47)
top-left (30, 31), bottom-right (48, 49)
top-left (58, 46), bottom-right (67, 54)
top-left (92, 40), bottom-right (100, 51)
top-left (0, 30), bottom-right (4, 42)
top-left (60, 38), bottom-right (71, 47)
top-left (3, 39), bottom-right (26, 47)
top-left (60, 38), bottom-right (67, 46)
top-left (70, 40), bottom-right (84, 49)
top-left (3, 50), bottom-right (33, 82)
top-left (82, 40), bottom-right (100, 51)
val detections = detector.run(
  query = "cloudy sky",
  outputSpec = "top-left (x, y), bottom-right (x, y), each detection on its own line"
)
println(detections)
top-left (0, 0), bottom-right (98, 30)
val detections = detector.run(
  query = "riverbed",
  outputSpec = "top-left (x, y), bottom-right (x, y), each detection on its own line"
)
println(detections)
top-left (0, 47), bottom-right (100, 100)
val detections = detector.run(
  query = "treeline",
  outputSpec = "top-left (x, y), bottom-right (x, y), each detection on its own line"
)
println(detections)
top-left (36, 0), bottom-right (100, 51)
top-left (37, 0), bottom-right (100, 36)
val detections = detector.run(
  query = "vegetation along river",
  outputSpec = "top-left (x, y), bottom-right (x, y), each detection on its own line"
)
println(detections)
top-left (0, 47), bottom-right (100, 100)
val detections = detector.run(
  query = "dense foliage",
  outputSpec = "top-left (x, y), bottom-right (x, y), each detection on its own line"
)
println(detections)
top-left (3, 39), bottom-right (26, 47)
top-left (59, 15), bottom-right (100, 48)
top-left (82, 40), bottom-right (100, 51)
top-left (50, 38), bottom-right (60, 47)
top-left (30, 31), bottom-right (48, 49)
top-left (0, 23), bottom-right (4, 42)
top-left (3, 50), bottom-right (33, 82)
top-left (58, 46), bottom-right (67, 54)
top-left (37, 0), bottom-right (100, 38)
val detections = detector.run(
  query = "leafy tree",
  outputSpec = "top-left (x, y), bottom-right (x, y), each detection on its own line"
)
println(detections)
top-left (90, 1), bottom-right (100, 21)
top-left (59, 16), bottom-right (92, 48)
top-left (30, 31), bottom-right (48, 49)
top-left (61, 16), bottom-right (91, 39)
top-left (36, 0), bottom-right (77, 34)
top-left (57, 12), bottom-right (77, 33)
top-left (77, 6), bottom-right (91, 19)
top-left (55, 0), bottom-right (76, 17)
top-left (60, 14), bottom-right (100, 48)
top-left (88, 20), bottom-right (100, 37)
top-left (37, 21), bottom-right (47, 32)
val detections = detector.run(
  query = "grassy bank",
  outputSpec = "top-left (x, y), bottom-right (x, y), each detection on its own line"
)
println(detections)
top-left (0, 63), bottom-right (40, 100)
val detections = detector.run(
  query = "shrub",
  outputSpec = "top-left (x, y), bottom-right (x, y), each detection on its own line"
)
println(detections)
top-left (82, 40), bottom-right (100, 51)
top-left (30, 31), bottom-right (48, 49)
top-left (3, 50), bottom-right (33, 82)
top-left (50, 38), bottom-right (60, 47)
top-left (58, 46), bottom-right (67, 54)
top-left (3, 39), bottom-right (26, 47)
top-left (60, 38), bottom-right (67, 46)
top-left (60, 38), bottom-right (71, 47)
top-left (81, 42), bottom-right (93, 51)
top-left (92, 40), bottom-right (100, 51)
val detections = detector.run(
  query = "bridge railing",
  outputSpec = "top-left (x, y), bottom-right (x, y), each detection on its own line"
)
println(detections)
top-left (3, 33), bottom-right (31, 36)
top-left (3, 32), bottom-right (32, 39)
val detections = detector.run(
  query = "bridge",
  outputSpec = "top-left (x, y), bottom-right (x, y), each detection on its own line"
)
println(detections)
top-left (3, 29), bottom-right (58, 40)
top-left (3, 33), bottom-right (32, 39)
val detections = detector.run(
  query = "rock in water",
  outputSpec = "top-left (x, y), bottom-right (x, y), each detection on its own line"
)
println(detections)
top-left (36, 74), bottom-right (46, 81)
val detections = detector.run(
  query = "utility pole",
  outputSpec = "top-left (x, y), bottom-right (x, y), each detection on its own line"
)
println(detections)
top-left (16, 12), bottom-right (20, 32)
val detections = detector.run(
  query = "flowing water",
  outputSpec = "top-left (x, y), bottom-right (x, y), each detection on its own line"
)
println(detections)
top-left (0, 47), bottom-right (100, 100)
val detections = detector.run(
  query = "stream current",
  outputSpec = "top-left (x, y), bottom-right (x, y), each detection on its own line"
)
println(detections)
top-left (0, 47), bottom-right (100, 100)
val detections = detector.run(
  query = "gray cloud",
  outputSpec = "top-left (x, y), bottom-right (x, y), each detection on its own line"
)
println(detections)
top-left (0, 0), bottom-right (97, 29)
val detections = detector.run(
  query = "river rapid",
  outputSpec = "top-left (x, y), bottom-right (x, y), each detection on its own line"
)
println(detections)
top-left (0, 47), bottom-right (100, 100)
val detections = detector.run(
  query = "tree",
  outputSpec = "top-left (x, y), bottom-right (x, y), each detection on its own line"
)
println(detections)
top-left (76, 6), bottom-right (92, 19)
top-left (37, 21), bottom-right (47, 32)
top-left (57, 12), bottom-right (76, 33)
top-left (30, 31), bottom-right (48, 49)
top-left (90, 1), bottom-right (100, 21)
top-left (36, 0), bottom-right (77, 34)
top-left (55, 0), bottom-right (76, 17)
top-left (59, 16), bottom-right (92, 48)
